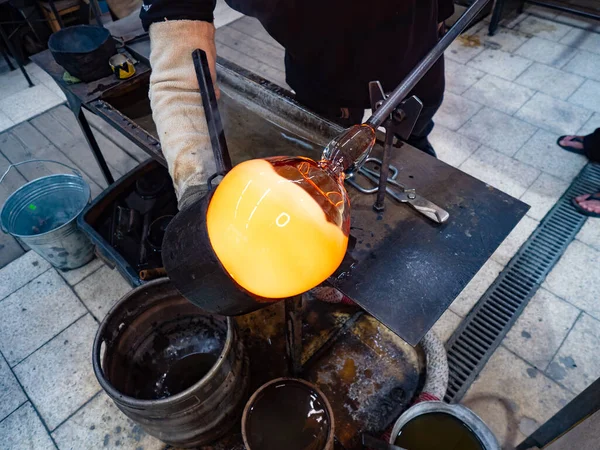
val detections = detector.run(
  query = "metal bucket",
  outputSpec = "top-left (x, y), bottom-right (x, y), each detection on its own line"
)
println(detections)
top-left (93, 278), bottom-right (250, 448)
top-left (0, 160), bottom-right (95, 270)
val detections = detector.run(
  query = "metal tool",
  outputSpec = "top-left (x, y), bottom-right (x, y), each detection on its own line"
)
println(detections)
top-left (348, 158), bottom-right (449, 223)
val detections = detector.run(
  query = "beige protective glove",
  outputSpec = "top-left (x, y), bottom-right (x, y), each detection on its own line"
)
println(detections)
top-left (148, 20), bottom-right (220, 209)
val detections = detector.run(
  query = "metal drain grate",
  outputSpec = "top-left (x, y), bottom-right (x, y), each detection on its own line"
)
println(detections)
top-left (445, 162), bottom-right (600, 403)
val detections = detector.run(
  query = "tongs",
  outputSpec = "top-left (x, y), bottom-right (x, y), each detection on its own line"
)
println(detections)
top-left (347, 158), bottom-right (449, 224)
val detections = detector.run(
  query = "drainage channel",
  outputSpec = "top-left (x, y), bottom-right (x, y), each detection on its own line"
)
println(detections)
top-left (444, 162), bottom-right (600, 403)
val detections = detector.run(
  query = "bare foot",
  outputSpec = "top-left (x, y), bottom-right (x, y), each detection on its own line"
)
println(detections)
top-left (560, 135), bottom-right (584, 150)
top-left (575, 193), bottom-right (600, 214)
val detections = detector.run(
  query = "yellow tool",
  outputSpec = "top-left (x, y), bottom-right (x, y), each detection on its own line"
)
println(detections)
top-left (109, 54), bottom-right (136, 80)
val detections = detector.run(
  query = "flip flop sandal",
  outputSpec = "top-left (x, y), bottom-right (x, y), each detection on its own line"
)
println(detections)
top-left (557, 135), bottom-right (586, 155)
top-left (572, 192), bottom-right (600, 217)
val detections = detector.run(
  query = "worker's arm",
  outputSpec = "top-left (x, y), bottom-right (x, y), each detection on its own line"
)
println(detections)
top-left (140, 0), bottom-right (219, 209)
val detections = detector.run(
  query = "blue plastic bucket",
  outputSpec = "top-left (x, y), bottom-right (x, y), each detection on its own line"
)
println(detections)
top-left (0, 160), bottom-right (95, 270)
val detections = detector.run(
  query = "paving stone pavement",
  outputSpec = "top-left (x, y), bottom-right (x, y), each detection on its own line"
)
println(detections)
top-left (0, 6), bottom-right (599, 450)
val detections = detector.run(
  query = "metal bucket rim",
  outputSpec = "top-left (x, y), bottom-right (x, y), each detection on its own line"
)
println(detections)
top-left (1, 173), bottom-right (91, 238)
top-left (389, 401), bottom-right (500, 449)
top-left (241, 377), bottom-right (336, 450)
top-left (92, 277), bottom-right (236, 407)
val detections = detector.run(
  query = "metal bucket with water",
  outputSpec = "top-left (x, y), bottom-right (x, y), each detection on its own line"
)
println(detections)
top-left (0, 160), bottom-right (95, 270)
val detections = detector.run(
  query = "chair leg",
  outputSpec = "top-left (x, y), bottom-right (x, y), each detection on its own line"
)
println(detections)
top-left (1, 48), bottom-right (16, 71)
top-left (48, 0), bottom-right (65, 30)
top-left (0, 25), bottom-right (34, 87)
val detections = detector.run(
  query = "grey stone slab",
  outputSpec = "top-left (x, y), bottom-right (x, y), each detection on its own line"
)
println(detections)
top-left (467, 48), bottom-right (533, 81)
top-left (578, 112), bottom-right (600, 135)
top-left (432, 92), bottom-right (483, 131)
top-left (544, 241), bottom-right (600, 321)
top-left (0, 403), bottom-right (56, 450)
top-left (521, 172), bottom-right (571, 220)
top-left (576, 218), bottom-right (600, 252)
top-left (57, 258), bottom-right (104, 286)
top-left (445, 38), bottom-right (485, 64)
top-left (444, 58), bottom-right (486, 95)
top-left (515, 63), bottom-right (585, 100)
top-left (504, 288), bottom-right (580, 369)
top-left (547, 314), bottom-right (600, 394)
top-left (450, 258), bottom-right (504, 317)
top-left (491, 215), bottom-right (539, 265)
top-left (0, 109), bottom-right (14, 133)
top-left (0, 251), bottom-right (51, 300)
top-left (431, 309), bottom-right (462, 343)
top-left (563, 50), bottom-right (600, 82)
top-left (516, 92), bottom-right (593, 135)
top-left (554, 12), bottom-right (600, 32)
top-left (569, 79), bottom-right (600, 114)
top-left (0, 233), bottom-right (24, 270)
top-left (52, 392), bottom-right (164, 450)
top-left (514, 37), bottom-right (573, 68)
top-left (514, 16), bottom-right (574, 41)
top-left (560, 27), bottom-right (600, 55)
top-left (462, 346), bottom-right (573, 449)
top-left (524, 4), bottom-right (559, 19)
top-left (460, 146), bottom-right (541, 198)
top-left (73, 266), bottom-right (132, 322)
top-left (0, 270), bottom-right (86, 366)
top-left (463, 74), bottom-right (536, 114)
top-left (514, 129), bottom-right (587, 181)
top-left (0, 84), bottom-right (63, 124)
top-left (473, 26), bottom-right (531, 53)
top-left (14, 315), bottom-right (101, 431)
top-left (458, 107), bottom-right (538, 157)
top-left (428, 124), bottom-right (481, 168)
top-left (0, 353), bottom-right (26, 421)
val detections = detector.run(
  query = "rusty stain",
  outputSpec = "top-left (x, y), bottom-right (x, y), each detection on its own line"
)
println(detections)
top-left (458, 34), bottom-right (482, 48)
top-left (340, 359), bottom-right (357, 384)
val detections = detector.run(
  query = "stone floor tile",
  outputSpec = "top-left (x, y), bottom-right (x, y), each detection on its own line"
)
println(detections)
top-left (563, 50), bottom-right (600, 82)
top-left (520, 173), bottom-right (570, 220)
top-left (214, 0), bottom-right (244, 28)
top-left (57, 258), bottom-right (104, 286)
top-left (577, 112), bottom-right (600, 136)
top-left (560, 27), bottom-right (600, 55)
top-left (0, 270), bottom-right (86, 366)
top-left (514, 129), bottom-right (587, 181)
top-left (432, 92), bottom-right (483, 131)
top-left (428, 125), bottom-right (481, 168)
top-left (514, 36), bottom-right (573, 68)
top-left (515, 62), bottom-right (585, 100)
top-left (544, 240), bottom-right (600, 320)
top-left (0, 66), bottom-right (39, 100)
top-left (52, 392), bottom-right (164, 450)
top-left (0, 109), bottom-right (14, 133)
top-left (0, 84), bottom-right (63, 124)
top-left (73, 265), bottom-right (131, 322)
top-left (513, 16), bottom-right (574, 41)
top-left (0, 403), bottom-right (56, 450)
top-left (460, 146), bottom-right (541, 198)
top-left (504, 288), bottom-right (580, 369)
top-left (445, 38), bottom-right (485, 64)
top-left (473, 26), bottom-right (531, 53)
top-left (568, 79), bottom-right (600, 114)
top-left (450, 258), bottom-right (504, 317)
top-left (576, 219), bottom-right (600, 252)
top-left (463, 74), bottom-right (536, 114)
top-left (546, 313), bottom-right (600, 394)
top-left (0, 251), bottom-right (51, 300)
top-left (462, 346), bottom-right (573, 449)
top-left (431, 309), bottom-right (462, 343)
top-left (444, 58), bottom-right (486, 95)
top-left (467, 48), bottom-right (533, 81)
top-left (0, 353), bottom-right (26, 421)
top-left (0, 233), bottom-right (24, 270)
top-left (14, 315), bottom-right (100, 431)
top-left (524, 4), bottom-right (559, 19)
top-left (500, 12), bottom-right (529, 29)
top-left (554, 12), bottom-right (600, 32)
top-left (516, 92), bottom-right (592, 135)
top-left (491, 215), bottom-right (539, 265)
top-left (458, 108), bottom-right (537, 157)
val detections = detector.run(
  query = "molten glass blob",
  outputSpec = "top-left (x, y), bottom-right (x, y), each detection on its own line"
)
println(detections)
top-left (206, 124), bottom-right (376, 300)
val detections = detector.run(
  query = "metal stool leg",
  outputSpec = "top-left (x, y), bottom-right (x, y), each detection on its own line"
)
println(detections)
top-left (0, 24), bottom-right (34, 87)
top-left (1, 48), bottom-right (15, 70)
top-left (48, 0), bottom-right (65, 29)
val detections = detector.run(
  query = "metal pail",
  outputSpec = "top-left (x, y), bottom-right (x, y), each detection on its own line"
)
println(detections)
top-left (0, 160), bottom-right (95, 270)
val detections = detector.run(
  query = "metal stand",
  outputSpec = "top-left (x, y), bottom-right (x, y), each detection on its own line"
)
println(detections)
top-left (285, 296), bottom-right (304, 376)
top-left (0, 22), bottom-right (34, 87)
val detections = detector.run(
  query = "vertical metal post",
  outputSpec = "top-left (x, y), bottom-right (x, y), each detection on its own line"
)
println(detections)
top-left (285, 295), bottom-right (304, 376)
top-left (373, 125), bottom-right (395, 212)
top-left (0, 24), bottom-right (34, 87)
top-left (47, 0), bottom-right (65, 29)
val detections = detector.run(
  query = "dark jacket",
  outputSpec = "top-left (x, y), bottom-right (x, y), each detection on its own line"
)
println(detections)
top-left (141, 0), bottom-right (454, 108)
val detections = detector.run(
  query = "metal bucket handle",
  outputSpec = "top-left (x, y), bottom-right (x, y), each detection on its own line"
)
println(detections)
top-left (0, 159), bottom-right (83, 233)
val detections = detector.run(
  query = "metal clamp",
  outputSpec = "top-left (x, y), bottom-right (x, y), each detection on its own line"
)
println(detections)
top-left (0, 159), bottom-right (82, 186)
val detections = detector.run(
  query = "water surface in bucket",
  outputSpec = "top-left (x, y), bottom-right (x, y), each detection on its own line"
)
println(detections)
top-left (246, 381), bottom-right (330, 450)
top-left (394, 412), bottom-right (484, 450)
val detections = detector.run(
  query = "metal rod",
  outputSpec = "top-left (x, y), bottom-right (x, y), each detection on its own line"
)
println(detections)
top-left (0, 24), bottom-right (34, 87)
top-left (366, 0), bottom-right (492, 128)
top-left (285, 296), bottom-right (304, 376)
top-left (192, 49), bottom-right (233, 175)
top-left (76, 108), bottom-right (115, 184)
top-left (374, 128), bottom-right (395, 212)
